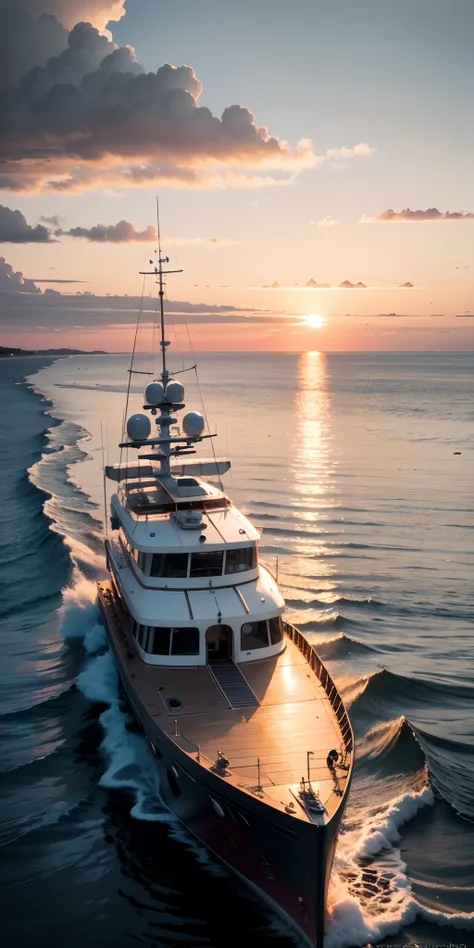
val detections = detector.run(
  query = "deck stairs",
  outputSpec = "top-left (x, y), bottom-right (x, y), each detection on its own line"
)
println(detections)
top-left (208, 659), bottom-right (259, 709)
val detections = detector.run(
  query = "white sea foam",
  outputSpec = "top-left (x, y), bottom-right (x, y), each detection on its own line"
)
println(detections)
top-left (325, 782), bottom-right (474, 947)
top-left (418, 904), bottom-right (474, 929)
top-left (349, 785), bottom-right (435, 860)
top-left (77, 649), bottom-right (173, 822)
top-left (84, 623), bottom-right (108, 654)
top-left (76, 643), bottom-right (226, 872)
top-left (324, 863), bottom-right (418, 948)
top-left (59, 574), bottom-right (99, 639)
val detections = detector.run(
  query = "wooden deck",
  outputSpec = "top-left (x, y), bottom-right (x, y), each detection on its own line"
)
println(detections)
top-left (98, 581), bottom-right (352, 824)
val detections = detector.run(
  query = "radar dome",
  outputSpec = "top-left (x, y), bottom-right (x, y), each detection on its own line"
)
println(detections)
top-left (127, 413), bottom-right (151, 442)
top-left (182, 411), bottom-right (205, 438)
top-left (166, 380), bottom-right (185, 403)
top-left (145, 382), bottom-right (165, 405)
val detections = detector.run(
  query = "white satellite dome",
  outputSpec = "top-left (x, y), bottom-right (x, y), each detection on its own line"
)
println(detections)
top-left (145, 382), bottom-right (165, 406)
top-left (182, 411), bottom-right (205, 438)
top-left (127, 413), bottom-right (151, 441)
top-left (166, 380), bottom-right (185, 403)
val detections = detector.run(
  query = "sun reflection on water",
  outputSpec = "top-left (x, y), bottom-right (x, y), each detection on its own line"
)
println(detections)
top-left (294, 351), bottom-right (332, 508)
top-left (289, 351), bottom-right (338, 596)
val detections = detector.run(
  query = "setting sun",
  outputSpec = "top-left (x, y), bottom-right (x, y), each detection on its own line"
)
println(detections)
top-left (306, 314), bottom-right (326, 329)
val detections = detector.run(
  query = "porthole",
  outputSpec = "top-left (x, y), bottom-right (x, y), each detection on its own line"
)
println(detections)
top-left (167, 698), bottom-right (182, 711)
top-left (147, 738), bottom-right (162, 760)
top-left (209, 796), bottom-right (226, 818)
top-left (167, 767), bottom-right (181, 797)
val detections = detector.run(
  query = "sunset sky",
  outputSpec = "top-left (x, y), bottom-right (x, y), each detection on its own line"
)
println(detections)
top-left (1, 0), bottom-right (473, 351)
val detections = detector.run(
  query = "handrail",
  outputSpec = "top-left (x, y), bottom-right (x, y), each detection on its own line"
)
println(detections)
top-left (284, 621), bottom-right (353, 754)
top-left (174, 724), bottom-right (203, 762)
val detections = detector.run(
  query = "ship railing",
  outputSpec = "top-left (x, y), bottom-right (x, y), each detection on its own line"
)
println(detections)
top-left (174, 723), bottom-right (203, 762)
top-left (174, 730), bottom-right (276, 789)
top-left (284, 621), bottom-right (353, 754)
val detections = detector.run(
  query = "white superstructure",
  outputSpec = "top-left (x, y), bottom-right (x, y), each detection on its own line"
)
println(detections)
top-left (106, 244), bottom-right (285, 670)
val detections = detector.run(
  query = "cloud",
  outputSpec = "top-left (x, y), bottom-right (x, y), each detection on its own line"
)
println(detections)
top-left (0, 268), bottom-right (281, 331)
top-left (65, 220), bottom-right (157, 242)
top-left (0, 14), bottom-right (374, 195)
top-left (316, 216), bottom-right (338, 228)
top-left (326, 143), bottom-right (376, 159)
top-left (361, 208), bottom-right (474, 223)
top-left (0, 2), bottom-right (67, 90)
top-left (0, 1), bottom-right (128, 90)
top-left (0, 204), bottom-right (54, 243)
top-left (28, 1), bottom-right (127, 30)
top-left (32, 278), bottom-right (88, 283)
top-left (39, 214), bottom-right (64, 228)
top-left (0, 20), bottom-right (318, 194)
top-left (0, 257), bottom-right (41, 293)
top-left (60, 220), bottom-right (236, 245)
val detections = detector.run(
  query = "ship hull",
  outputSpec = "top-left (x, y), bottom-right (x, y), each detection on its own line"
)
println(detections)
top-left (100, 606), bottom-right (350, 947)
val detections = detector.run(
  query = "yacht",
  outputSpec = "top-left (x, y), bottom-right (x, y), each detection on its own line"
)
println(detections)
top-left (97, 238), bottom-right (353, 947)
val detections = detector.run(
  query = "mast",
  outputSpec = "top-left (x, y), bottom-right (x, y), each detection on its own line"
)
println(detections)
top-left (140, 198), bottom-right (183, 384)
top-left (126, 201), bottom-right (212, 477)
top-left (156, 198), bottom-right (169, 379)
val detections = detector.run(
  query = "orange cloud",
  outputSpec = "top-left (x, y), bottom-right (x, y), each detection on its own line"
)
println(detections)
top-left (360, 208), bottom-right (474, 222)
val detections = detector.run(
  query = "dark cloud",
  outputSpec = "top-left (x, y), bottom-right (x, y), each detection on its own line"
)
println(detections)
top-left (32, 277), bottom-right (88, 283)
top-left (0, 204), bottom-right (53, 242)
top-left (362, 208), bottom-right (474, 222)
top-left (0, 17), bottom-right (315, 193)
top-left (39, 214), bottom-right (64, 229)
top-left (0, 1), bottom-right (126, 90)
top-left (64, 220), bottom-right (156, 242)
top-left (0, 2), bottom-right (67, 90)
top-left (0, 257), bottom-right (41, 293)
top-left (0, 286), bottom-right (278, 333)
top-left (61, 222), bottom-right (233, 244)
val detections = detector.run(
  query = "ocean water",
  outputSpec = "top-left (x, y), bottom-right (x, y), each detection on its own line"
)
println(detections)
top-left (1, 350), bottom-right (474, 948)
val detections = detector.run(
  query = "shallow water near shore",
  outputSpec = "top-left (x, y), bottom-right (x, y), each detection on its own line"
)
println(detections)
top-left (1, 351), bottom-right (473, 948)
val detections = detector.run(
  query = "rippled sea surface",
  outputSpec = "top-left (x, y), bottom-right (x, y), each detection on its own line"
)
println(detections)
top-left (1, 351), bottom-right (474, 948)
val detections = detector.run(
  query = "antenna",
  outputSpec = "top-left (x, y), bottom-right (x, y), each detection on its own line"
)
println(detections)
top-left (156, 195), bottom-right (162, 258)
top-left (139, 197), bottom-right (182, 381)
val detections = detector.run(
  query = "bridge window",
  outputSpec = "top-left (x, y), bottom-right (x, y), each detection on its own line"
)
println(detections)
top-left (225, 546), bottom-right (256, 574)
top-left (151, 627), bottom-right (171, 655)
top-left (136, 625), bottom-right (199, 656)
top-left (241, 620), bottom-right (269, 650)
top-left (190, 551), bottom-right (223, 577)
top-left (150, 552), bottom-right (188, 578)
top-left (268, 617), bottom-right (284, 645)
top-left (171, 628), bottom-right (200, 655)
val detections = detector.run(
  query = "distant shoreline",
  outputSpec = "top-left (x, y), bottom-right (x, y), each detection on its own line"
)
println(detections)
top-left (0, 347), bottom-right (108, 358)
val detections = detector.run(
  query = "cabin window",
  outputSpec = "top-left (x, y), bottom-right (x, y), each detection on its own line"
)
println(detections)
top-left (241, 620), bottom-right (269, 650)
top-left (132, 548), bottom-right (146, 570)
top-left (137, 624), bottom-right (148, 649)
top-left (151, 627), bottom-right (171, 655)
top-left (225, 546), bottom-right (256, 574)
top-left (150, 552), bottom-right (188, 578)
top-left (190, 551), bottom-right (223, 577)
top-left (137, 626), bottom-right (199, 656)
top-left (268, 616), bottom-right (284, 645)
top-left (171, 627), bottom-right (200, 655)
